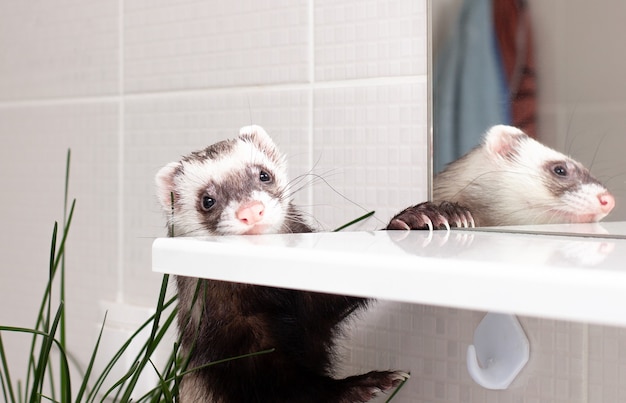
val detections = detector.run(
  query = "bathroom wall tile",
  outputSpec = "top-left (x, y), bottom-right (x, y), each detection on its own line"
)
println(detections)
top-left (312, 82), bottom-right (428, 231)
top-left (338, 305), bottom-right (586, 403)
top-left (0, 1), bottom-right (119, 100)
top-left (314, 0), bottom-right (427, 81)
top-left (123, 90), bottom-right (311, 305)
top-left (588, 325), bottom-right (626, 402)
top-left (0, 102), bottom-right (119, 375)
top-left (124, 0), bottom-right (310, 93)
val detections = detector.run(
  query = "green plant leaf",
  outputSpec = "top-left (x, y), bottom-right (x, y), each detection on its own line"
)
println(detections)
top-left (47, 222), bottom-right (58, 334)
top-left (0, 326), bottom-right (71, 403)
top-left (99, 361), bottom-right (140, 402)
top-left (52, 199), bottom-right (75, 273)
top-left (60, 149), bottom-right (70, 403)
top-left (148, 359), bottom-right (173, 402)
top-left (74, 312), bottom-right (107, 403)
top-left (0, 333), bottom-right (16, 403)
top-left (25, 198), bottom-right (75, 400)
top-left (384, 375), bottom-right (409, 402)
top-left (45, 359), bottom-right (56, 403)
top-left (39, 393), bottom-right (60, 402)
top-left (30, 303), bottom-right (71, 403)
top-left (119, 274), bottom-right (170, 402)
top-left (114, 300), bottom-right (178, 402)
top-left (149, 341), bottom-right (181, 403)
top-left (134, 348), bottom-right (276, 402)
top-left (178, 347), bottom-right (275, 378)
top-left (25, 221), bottom-right (58, 398)
top-left (86, 295), bottom-right (178, 402)
top-left (333, 211), bottom-right (375, 232)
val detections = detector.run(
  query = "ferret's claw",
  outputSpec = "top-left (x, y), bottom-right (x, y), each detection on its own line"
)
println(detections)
top-left (436, 201), bottom-right (475, 229)
top-left (469, 212), bottom-right (476, 228)
top-left (423, 215), bottom-right (434, 232)
top-left (387, 218), bottom-right (411, 231)
top-left (393, 371), bottom-right (411, 380)
top-left (385, 201), bottom-right (473, 231)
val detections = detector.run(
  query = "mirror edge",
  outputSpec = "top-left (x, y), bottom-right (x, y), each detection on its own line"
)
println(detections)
top-left (426, 0), bottom-right (433, 201)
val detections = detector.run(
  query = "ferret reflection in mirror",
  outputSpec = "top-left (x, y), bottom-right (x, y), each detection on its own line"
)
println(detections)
top-left (388, 125), bottom-right (615, 229)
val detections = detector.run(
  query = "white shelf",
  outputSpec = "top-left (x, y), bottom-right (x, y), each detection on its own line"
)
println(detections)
top-left (152, 222), bottom-right (626, 327)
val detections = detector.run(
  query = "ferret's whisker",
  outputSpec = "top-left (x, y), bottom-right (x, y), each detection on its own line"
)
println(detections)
top-left (587, 129), bottom-right (610, 171)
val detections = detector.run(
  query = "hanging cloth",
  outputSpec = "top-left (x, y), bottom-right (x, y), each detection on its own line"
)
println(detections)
top-left (493, 0), bottom-right (537, 138)
top-left (433, 0), bottom-right (508, 174)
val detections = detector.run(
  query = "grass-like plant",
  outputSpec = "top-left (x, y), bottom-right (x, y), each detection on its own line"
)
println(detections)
top-left (0, 150), bottom-right (404, 402)
top-left (0, 150), bottom-right (184, 402)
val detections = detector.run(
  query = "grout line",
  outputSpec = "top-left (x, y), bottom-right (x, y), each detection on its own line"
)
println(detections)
top-left (0, 95), bottom-right (121, 108)
top-left (582, 323), bottom-right (589, 403)
top-left (426, 0), bottom-right (433, 199)
top-left (307, 0), bottom-right (315, 215)
top-left (128, 76), bottom-right (427, 96)
top-left (0, 76), bottom-right (427, 108)
top-left (308, 0), bottom-right (315, 85)
top-left (116, 0), bottom-right (125, 303)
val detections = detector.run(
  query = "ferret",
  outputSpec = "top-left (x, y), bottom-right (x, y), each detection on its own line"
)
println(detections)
top-left (433, 125), bottom-right (615, 227)
top-left (157, 125), bottom-right (467, 402)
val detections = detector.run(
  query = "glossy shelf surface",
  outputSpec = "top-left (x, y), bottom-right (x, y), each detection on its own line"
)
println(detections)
top-left (152, 222), bottom-right (626, 327)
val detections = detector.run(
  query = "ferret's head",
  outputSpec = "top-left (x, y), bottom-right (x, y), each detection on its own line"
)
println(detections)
top-left (156, 125), bottom-right (293, 236)
top-left (478, 125), bottom-right (615, 224)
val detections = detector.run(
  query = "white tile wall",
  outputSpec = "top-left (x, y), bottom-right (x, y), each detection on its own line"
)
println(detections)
top-left (340, 305), bottom-right (588, 403)
top-left (1, 1), bottom-right (624, 402)
top-left (124, 0), bottom-right (310, 92)
top-left (314, 0), bottom-right (427, 81)
top-left (0, 1), bottom-right (119, 100)
top-left (588, 325), bottom-right (626, 401)
top-left (0, 102), bottom-right (119, 379)
top-left (312, 81), bottom-right (427, 230)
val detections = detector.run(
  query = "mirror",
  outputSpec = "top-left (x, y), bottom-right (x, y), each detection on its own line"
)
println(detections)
top-left (430, 0), bottom-right (626, 235)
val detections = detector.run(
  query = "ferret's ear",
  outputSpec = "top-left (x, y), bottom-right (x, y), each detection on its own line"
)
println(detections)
top-left (239, 124), bottom-right (270, 138)
top-left (239, 124), bottom-right (283, 163)
top-left (484, 125), bottom-right (527, 159)
top-left (155, 162), bottom-right (180, 211)
top-left (239, 125), bottom-right (275, 146)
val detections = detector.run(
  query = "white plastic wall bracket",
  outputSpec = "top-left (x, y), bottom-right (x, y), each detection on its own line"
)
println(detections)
top-left (466, 312), bottom-right (529, 390)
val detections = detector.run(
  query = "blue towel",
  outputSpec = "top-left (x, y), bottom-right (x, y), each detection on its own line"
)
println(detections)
top-left (433, 0), bottom-right (510, 174)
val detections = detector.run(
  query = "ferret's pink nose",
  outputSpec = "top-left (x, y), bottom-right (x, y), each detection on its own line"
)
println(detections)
top-left (236, 201), bottom-right (265, 225)
top-left (598, 192), bottom-right (615, 214)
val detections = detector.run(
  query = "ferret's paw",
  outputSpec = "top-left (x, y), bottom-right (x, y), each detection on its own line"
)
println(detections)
top-left (386, 201), bottom-right (475, 230)
top-left (337, 370), bottom-right (410, 402)
top-left (437, 201), bottom-right (475, 228)
top-left (386, 201), bottom-right (458, 230)
top-left (386, 201), bottom-right (445, 231)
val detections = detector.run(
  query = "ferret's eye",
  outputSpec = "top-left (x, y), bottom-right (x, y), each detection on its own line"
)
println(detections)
top-left (259, 170), bottom-right (272, 182)
top-left (553, 165), bottom-right (568, 177)
top-left (201, 195), bottom-right (215, 210)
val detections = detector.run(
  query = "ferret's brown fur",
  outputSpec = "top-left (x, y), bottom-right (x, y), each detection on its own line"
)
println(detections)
top-left (156, 126), bottom-right (413, 402)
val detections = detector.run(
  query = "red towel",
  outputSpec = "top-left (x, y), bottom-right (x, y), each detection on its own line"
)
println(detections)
top-left (493, 0), bottom-right (537, 139)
